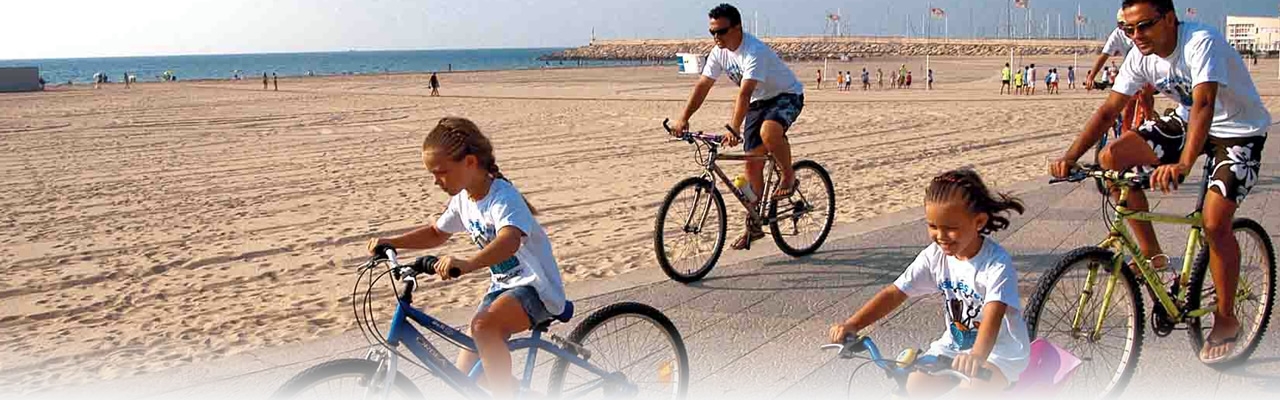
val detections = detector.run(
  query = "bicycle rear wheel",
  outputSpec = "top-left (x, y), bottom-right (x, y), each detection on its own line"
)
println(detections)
top-left (768, 160), bottom-right (835, 257)
top-left (1186, 218), bottom-right (1277, 368)
top-left (654, 177), bottom-right (726, 283)
top-left (1025, 247), bottom-right (1143, 399)
top-left (271, 358), bottom-right (423, 400)
top-left (547, 302), bottom-right (689, 400)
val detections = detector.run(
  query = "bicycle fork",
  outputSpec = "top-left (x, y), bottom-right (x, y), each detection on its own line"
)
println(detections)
top-left (360, 348), bottom-right (400, 400)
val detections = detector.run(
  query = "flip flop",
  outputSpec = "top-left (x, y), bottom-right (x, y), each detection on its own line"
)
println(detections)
top-left (1199, 329), bottom-right (1241, 364)
top-left (771, 177), bottom-right (799, 201)
top-left (731, 225), bottom-right (765, 251)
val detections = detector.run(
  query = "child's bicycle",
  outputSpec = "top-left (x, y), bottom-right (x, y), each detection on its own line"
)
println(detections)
top-left (821, 335), bottom-right (994, 398)
top-left (653, 119), bottom-right (836, 283)
top-left (271, 246), bottom-right (690, 400)
top-left (1026, 162), bottom-right (1276, 398)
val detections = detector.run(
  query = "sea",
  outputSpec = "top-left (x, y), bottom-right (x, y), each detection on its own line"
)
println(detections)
top-left (0, 48), bottom-right (637, 84)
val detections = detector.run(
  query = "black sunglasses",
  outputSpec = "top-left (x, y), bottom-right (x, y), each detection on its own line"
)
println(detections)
top-left (1120, 12), bottom-right (1166, 36)
top-left (709, 25), bottom-right (736, 37)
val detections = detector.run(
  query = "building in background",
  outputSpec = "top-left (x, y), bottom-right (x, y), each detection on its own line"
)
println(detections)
top-left (1227, 16), bottom-right (1280, 53)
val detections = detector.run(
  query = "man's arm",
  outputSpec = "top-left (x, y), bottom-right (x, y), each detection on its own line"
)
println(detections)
top-left (1152, 82), bottom-right (1217, 192)
top-left (730, 79), bottom-right (759, 132)
top-left (680, 76), bottom-right (716, 122)
top-left (1065, 90), bottom-right (1132, 161)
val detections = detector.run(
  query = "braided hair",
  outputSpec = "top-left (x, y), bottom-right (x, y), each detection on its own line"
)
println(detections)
top-left (423, 117), bottom-right (539, 215)
top-left (925, 169), bottom-right (1025, 235)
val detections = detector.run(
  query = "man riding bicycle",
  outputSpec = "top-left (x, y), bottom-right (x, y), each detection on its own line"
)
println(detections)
top-left (668, 3), bottom-right (804, 250)
top-left (1050, 0), bottom-right (1269, 364)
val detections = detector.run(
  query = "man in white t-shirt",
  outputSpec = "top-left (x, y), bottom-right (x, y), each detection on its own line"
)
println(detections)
top-left (669, 3), bottom-right (805, 250)
top-left (1089, 9), bottom-right (1133, 91)
top-left (1051, 0), bottom-right (1269, 364)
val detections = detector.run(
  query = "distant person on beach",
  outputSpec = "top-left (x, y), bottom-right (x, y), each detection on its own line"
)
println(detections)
top-left (1027, 64), bottom-right (1037, 95)
top-left (123, 73), bottom-right (129, 88)
top-left (890, 70), bottom-right (898, 89)
top-left (273, 73), bottom-right (278, 91)
top-left (430, 72), bottom-right (441, 96)
top-left (927, 69), bottom-right (934, 90)
top-left (369, 117), bottom-right (566, 400)
top-left (669, 2), bottom-right (804, 251)
top-left (845, 71), bottom-right (853, 91)
top-left (861, 68), bottom-right (870, 91)
top-left (1088, 9), bottom-right (1132, 91)
top-left (835, 71), bottom-right (844, 91)
top-left (1013, 67), bottom-right (1023, 94)
top-left (877, 68), bottom-right (884, 89)
top-left (263, 72), bottom-right (269, 90)
top-left (906, 71), bottom-right (913, 89)
top-left (1067, 66), bottom-right (1076, 89)
top-left (1000, 63), bottom-right (1011, 94)
top-left (816, 69), bottom-right (823, 89)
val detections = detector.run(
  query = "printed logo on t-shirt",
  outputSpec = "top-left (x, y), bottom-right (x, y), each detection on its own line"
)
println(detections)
top-left (1155, 75), bottom-right (1194, 107)
top-left (726, 62), bottom-right (743, 87)
top-left (466, 220), bottom-right (521, 274)
top-left (939, 280), bottom-right (984, 351)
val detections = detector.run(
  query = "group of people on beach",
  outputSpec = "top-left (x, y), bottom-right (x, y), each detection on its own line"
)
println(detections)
top-left (1000, 63), bottom-right (1074, 95)
top-left (359, 0), bottom-right (1268, 398)
top-left (823, 65), bottom-right (935, 91)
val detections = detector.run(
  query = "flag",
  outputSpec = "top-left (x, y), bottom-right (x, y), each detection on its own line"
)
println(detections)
top-left (828, 13), bottom-right (840, 21)
top-left (1186, 8), bottom-right (1197, 18)
top-left (931, 7), bottom-right (946, 19)
top-left (1015, 0), bottom-right (1029, 9)
top-left (1076, 14), bottom-right (1088, 26)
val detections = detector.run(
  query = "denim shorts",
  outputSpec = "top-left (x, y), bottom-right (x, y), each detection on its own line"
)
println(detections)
top-left (743, 93), bottom-right (804, 152)
top-left (476, 285), bottom-right (554, 326)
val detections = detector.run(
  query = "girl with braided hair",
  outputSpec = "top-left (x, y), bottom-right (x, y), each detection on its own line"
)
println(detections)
top-left (828, 168), bottom-right (1030, 395)
top-left (368, 117), bottom-right (564, 398)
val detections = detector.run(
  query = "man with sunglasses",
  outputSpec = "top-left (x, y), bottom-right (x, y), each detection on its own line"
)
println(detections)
top-left (1050, 0), bottom-right (1269, 365)
top-left (669, 3), bottom-right (804, 251)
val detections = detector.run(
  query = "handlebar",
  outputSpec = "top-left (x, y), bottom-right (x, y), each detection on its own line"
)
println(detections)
top-left (662, 118), bottom-right (735, 146)
top-left (370, 244), bottom-right (461, 279)
top-left (1049, 163), bottom-right (1152, 190)
top-left (821, 335), bottom-right (991, 382)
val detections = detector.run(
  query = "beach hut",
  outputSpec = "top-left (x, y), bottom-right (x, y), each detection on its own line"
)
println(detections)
top-left (676, 53), bottom-right (706, 75)
top-left (0, 67), bottom-right (42, 92)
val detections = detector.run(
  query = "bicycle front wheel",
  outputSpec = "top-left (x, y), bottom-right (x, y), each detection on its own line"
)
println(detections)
top-left (271, 358), bottom-right (423, 400)
top-left (547, 302), bottom-right (689, 400)
top-left (1025, 247), bottom-right (1143, 399)
top-left (769, 160), bottom-right (835, 256)
top-left (1186, 218), bottom-right (1277, 368)
top-left (654, 177), bottom-right (726, 283)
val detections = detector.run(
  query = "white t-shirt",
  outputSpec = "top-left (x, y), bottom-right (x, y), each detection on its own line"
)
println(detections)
top-left (436, 179), bottom-right (567, 315)
top-left (1028, 67), bottom-right (1037, 83)
top-left (1102, 27), bottom-right (1135, 57)
top-left (703, 32), bottom-right (804, 103)
top-left (894, 238), bottom-right (1031, 381)
top-left (1113, 22), bottom-right (1271, 139)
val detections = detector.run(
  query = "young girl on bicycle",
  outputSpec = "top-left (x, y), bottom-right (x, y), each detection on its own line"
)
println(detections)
top-left (368, 117), bottom-right (566, 399)
top-left (829, 169), bottom-right (1030, 395)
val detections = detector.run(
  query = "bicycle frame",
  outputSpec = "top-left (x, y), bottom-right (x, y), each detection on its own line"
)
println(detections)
top-left (375, 295), bottom-right (615, 399)
top-left (700, 147), bottom-right (797, 225)
top-left (1072, 159), bottom-right (1255, 337)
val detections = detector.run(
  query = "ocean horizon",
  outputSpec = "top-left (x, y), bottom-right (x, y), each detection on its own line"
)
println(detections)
top-left (0, 48), bottom-right (643, 84)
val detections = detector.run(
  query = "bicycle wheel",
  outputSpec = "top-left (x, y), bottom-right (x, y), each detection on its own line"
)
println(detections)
top-left (1186, 218), bottom-right (1277, 369)
top-left (654, 177), bottom-right (727, 283)
top-left (768, 160), bottom-right (835, 257)
top-left (1025, 247), bottom-right (1143, 399)
top-left (547, 302), bottom-right (689, 400)
top-left (271, 358), bottom-right (423, 400)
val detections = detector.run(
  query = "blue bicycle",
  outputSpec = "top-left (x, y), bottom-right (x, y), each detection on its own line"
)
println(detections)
top-left (822, 335), bottom-right (993, 398)
top-left (271, 246), bottom-right (689, 399)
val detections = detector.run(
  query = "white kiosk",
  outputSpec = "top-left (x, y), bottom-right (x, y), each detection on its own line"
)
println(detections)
top-left (676, 53), bottom-right (706, 75)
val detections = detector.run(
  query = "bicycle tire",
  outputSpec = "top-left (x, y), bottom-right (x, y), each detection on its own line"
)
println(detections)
top-left (1186, 218), bottom-right (1277, 369)
top-left (654, 177), bottom-right (727, 283)
top-left (271, 358), bottom-right (423, 400)
top-left (768, 160), bottom-right (835, 257)
top-left (547, 302), bottom-right (690, 399)
top-left (1025, 247), bottom-right (1143, 399)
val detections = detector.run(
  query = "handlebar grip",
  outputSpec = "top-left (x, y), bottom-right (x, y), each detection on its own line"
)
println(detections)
top-left (411, 256), bottom-right (463, 278)
top-left (373, 244), bottom-right (397, 260)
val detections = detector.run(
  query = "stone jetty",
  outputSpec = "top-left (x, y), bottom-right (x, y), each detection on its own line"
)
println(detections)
top-left (542, 36), bottom-right (1103, 61)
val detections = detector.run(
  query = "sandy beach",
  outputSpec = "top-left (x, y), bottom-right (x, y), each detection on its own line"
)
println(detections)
top-left (3, 55), bottom-right (1279, 394)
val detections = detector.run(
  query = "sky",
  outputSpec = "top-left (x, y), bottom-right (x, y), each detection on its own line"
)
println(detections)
top-left (1, 0), bottom-right (1275, 60)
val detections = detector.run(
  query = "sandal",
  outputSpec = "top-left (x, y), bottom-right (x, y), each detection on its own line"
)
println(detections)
top-left (731, 222), bottom-right (765, 251)
top-left (772, 177), bottom-right (799, 201)
top-left (1199, 328), bottom-right (1241, 364)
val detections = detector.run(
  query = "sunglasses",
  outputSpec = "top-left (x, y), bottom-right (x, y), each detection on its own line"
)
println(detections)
top-left (709, 25), bottom-right (736, 37)
top-left (1120, 12), bottom-right (1166, 36)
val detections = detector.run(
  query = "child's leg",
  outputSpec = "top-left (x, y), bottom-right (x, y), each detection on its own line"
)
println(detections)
top-left (957, 360), bottom-right (1011, 393)
top-left (471, 294), bottom-right (533, 398)
top-left (905, 371), bottom-right (960, 398)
